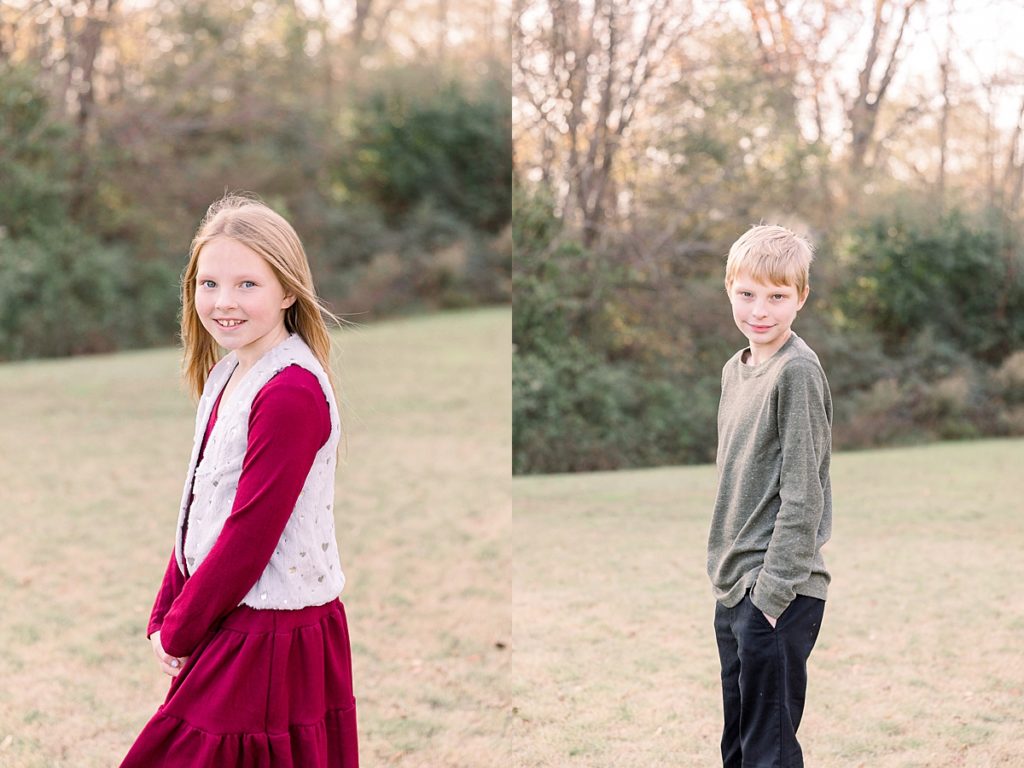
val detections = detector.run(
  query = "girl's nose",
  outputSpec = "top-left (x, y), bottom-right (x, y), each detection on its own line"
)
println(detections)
top-left (215, 291), bottom-right (238, 309)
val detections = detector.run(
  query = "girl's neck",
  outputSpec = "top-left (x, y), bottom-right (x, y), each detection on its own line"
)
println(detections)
top-left (234, 325), bottom-right (290, 372)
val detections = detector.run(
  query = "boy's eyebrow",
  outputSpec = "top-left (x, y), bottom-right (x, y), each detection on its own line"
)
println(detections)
top-left (732, 281), bottom-right (794, 292)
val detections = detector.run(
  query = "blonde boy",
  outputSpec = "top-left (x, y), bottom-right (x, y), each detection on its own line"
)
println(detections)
top-left (707, 225), bottom-right (832, 768)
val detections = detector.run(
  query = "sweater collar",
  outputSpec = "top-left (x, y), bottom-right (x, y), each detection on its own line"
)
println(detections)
top-left (736, 332), bottom-right (800, 378)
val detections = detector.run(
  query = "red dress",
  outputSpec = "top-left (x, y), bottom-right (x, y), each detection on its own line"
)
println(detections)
top-left (121, 365), bottom-right (358, 767)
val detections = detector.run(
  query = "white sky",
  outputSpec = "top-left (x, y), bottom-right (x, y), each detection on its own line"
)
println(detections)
top-left (717, 0), bottom-right (1024, 127)
top-left (672, 0), bottom-right (1024, 163)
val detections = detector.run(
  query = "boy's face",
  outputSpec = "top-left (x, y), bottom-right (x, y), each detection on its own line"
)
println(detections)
top-left (727, 271), bottom-right (808, 364)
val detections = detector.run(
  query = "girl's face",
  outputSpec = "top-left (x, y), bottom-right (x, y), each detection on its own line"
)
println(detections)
top-left (194, 237), bottom-right (296, 364)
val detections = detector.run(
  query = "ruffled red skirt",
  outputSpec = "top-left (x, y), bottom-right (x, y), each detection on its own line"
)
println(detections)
top-left (121, 600), bottom-right (358, 768)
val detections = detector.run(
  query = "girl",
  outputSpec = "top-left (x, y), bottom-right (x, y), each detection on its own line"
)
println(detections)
top-left (121, 195), bottom-right (358, 767)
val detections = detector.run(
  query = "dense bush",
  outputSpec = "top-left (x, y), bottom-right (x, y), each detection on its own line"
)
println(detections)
top-left (834, 212), bottom-right (1024, 363)
top-left (0, 44), bottom-right (511, 360)
top-left (513, 186), bottom-right (1024, 474)
top-left (0, 224), bottom-right (180, 358)
top-left (0, 66), bottom-right (73, 240)
top-left (0, 66), bottom-right (180, 359)
top-left (343, 73), bottom-right (512, 233)
top-left (514, 343), bottom-right (719, 474)
top-left (513, 188), bottom-right (720, 473)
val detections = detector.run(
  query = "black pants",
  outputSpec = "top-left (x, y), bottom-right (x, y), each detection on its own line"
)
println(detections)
top-left (713, 592), bottom-right (825, 768)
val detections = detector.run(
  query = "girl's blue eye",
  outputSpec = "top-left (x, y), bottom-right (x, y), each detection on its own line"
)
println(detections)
top-left (200, 280), bottom-right (215, 288)
top-left (242, 281), bottom-right (256, 288)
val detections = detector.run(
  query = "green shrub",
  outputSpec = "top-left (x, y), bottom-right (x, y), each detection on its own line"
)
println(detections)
top-left (513, 193), bottom-right (1024, 473)
top-left (0, 225), bottom-right (179, 360)
top-left (512, 188), bottom-right (720, 473)
top-left (0, 64), bottom-right (74, 239)
top-left (836, 210), bottom-right (1024, 363)
top-left (513, 345), bottom-right (719, 474)
top-left (343, 72), bottom-right (512, 233)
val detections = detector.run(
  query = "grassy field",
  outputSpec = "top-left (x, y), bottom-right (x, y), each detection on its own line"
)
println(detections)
top-left (0, 308), bottom-right (511, 767)
top-left (3, 309), bottom-right (1022, 767)
top-left (508, 439), bottom-right (1024, 767)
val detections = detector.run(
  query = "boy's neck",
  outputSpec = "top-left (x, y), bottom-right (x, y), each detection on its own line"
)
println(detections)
top-left (743, 329), bottom-right (794, 366)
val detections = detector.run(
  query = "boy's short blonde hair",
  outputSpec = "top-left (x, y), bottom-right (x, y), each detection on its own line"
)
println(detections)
top-left (724, 224), bottom-right (814, 296)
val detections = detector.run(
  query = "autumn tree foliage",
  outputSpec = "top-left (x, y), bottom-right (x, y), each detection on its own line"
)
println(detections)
top-left (514, 0), bottom-right (1024, 473)
top-left (0, 0), bottom-right (512, 358)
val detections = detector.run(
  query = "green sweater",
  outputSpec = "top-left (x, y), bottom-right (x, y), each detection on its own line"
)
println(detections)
top-left (706, 332), bottom-right (833, 618)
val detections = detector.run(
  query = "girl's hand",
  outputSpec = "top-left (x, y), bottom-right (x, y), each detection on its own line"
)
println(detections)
top-left (150, 630), bottom-right (188, 677)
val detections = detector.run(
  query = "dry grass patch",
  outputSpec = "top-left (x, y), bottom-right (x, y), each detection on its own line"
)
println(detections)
top-left (509, 440), bottom-right (1024, 767)
top-left (0, 308), bottom-right (511, 768)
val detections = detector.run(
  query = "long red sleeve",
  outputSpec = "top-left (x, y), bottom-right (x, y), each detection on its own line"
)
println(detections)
top-left (154, 365), bottom-right (330, 658)
top-left (147, 550), bottom-right (185, 638)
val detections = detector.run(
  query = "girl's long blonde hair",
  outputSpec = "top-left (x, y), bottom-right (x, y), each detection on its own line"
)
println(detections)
top-left (180, 193), bottom-right (344, 403)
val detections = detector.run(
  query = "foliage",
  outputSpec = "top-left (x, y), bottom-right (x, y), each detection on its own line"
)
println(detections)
top-left (514, 343), bottom-right (719, 474)
top-left (0, 65), bottom-right (74, 238)
top-left (0, 1), bottom-right (511, 361)
top-left (343, 70), bottom-right (512, 233)
top-left (834, 211), bottom-right (1024, 364)
top-left (513, 184), bottom-right (1024, 474)
top-left (0, 224), bottom-right (179, 359)
top-left (513, 187), bottom-right (719, 473)
top-left (512, 11), bottom-right (1024, 474)
top-left (0, 64), bottom-right (180, 359)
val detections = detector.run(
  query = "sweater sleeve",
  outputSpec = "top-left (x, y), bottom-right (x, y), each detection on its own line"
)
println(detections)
top-left (147, 549), bottom-right (185, 639)
top-left (750, 360), bottom-right (832, 618)
top-left (158, 366), bottom-right (330, 658)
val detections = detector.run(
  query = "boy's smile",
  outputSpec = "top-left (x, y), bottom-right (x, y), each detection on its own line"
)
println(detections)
top-left (728, 272), bottom-right (808, 365)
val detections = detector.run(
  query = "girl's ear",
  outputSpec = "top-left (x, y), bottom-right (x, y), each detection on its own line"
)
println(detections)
top-left (282, 294), bottom-right (297, 309)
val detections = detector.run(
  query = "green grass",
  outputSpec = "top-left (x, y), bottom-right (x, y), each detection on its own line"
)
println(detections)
top-left (509, 439), bottom-right (1024, 767)
top-left (0, 308), bottom-right (511, 767)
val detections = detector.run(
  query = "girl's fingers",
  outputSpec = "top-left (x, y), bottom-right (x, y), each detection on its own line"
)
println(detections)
top-left (151, 632), bottom-right (188, 676)
top-left (155, 651), bottom-right (188, 676)
top-left (159, 658), bottom-right (187, 677)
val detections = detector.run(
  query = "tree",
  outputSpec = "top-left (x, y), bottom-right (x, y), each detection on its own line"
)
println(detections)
top-left (514, 0), bottom-right (694, 246)
top-left (847, 0), bottom-right (923, 180)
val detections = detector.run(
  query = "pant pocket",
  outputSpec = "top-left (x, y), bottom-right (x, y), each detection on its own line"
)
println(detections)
top-left (745, 593), bottom-right (777, 632)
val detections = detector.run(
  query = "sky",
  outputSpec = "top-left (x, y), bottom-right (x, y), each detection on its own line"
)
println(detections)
top-left (722, 0), bottom-right (1024, 127)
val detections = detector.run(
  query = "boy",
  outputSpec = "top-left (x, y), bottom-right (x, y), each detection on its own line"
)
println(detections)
top-left (707, 224), bottom-right (832, 768)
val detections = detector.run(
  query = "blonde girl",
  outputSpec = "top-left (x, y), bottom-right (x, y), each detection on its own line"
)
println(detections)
top-left (121, 194), bottom-right (358, 767)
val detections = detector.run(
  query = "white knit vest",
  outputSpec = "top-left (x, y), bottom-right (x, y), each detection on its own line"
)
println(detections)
top-left (174, 333), bottom-right (345, 609)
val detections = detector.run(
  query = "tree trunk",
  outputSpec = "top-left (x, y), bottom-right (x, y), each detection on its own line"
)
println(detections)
top-left (70, 0), bottom-right (117, 220)
top-left (847, 0), bottom-right (918, 181)
top-left (936, 0), bottom-right (954, 211)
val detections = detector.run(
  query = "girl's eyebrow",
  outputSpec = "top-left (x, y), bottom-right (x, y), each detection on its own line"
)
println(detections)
top-left (195, 274), bottom-right (260, 281)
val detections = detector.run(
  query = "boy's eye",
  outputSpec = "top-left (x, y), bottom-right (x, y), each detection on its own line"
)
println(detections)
top-left (772, 294), bottom-right (785, 300)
